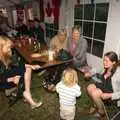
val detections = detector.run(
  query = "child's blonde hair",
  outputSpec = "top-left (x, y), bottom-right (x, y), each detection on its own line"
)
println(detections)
top-left (63, 68), bottom-right (78, 87)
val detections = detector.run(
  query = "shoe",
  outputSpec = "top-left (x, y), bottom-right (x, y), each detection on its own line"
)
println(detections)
top-left (92, 111), bottom-right (105, 119)
top-left (92, 112), bottom-right (101, 119)
top-left (31, 101), bottom-right (42, 109)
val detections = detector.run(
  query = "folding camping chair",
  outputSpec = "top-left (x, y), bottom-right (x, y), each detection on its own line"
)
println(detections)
top-left (0, 76), bottom-right (24, 107)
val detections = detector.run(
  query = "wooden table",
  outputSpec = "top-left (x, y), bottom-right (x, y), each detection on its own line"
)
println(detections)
top-left (14, 40), bottom-right (73, 69)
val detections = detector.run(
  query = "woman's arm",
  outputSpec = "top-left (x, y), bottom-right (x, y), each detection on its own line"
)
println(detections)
top-left (101, 93), bottom-right (112, 100)
top-left (75, 37), bottom-right (88, 60)
top-left (25, 64), bottom-right (40, 70)
top-left (49, 36), bottom-right (57, 50)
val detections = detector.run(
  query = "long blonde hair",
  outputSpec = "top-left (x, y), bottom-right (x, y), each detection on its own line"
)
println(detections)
top-left (63, 68), bottom-right (78, 87)
top-left (0, 36), bottom-right (13, 66)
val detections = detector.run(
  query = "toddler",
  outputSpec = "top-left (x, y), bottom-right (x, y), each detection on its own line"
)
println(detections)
top-left (56, 68), bottom-right (81, 120)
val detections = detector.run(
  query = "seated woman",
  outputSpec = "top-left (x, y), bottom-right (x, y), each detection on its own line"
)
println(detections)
top-left (43, 28), bottom-right (68, 92)
top-left (49, 28), bottom-right (67, 52)
top-left (67, 25), bottom-right (88, 68)
top-left (86, 51), bottom-right (120, 118)
top-left (0, 36), bottom-right (42, 109)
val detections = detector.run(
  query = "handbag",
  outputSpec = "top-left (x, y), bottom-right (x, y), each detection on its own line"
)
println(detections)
top-left (92, 73), bottom-right (103, 83)
top-left (57, 49), bottom-right (73, 61)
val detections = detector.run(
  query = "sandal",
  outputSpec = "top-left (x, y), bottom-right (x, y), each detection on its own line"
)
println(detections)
top-left (92, 111), bottom-right (105, 119)
top-left (92, 111), bottom-right (101, 119)
top-left (88, 106), bottom-right (97, 114)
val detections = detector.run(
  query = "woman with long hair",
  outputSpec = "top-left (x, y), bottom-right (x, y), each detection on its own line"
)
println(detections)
top-left (0, 36), bottom-right (42, 109)
top-left (87, 51), bottom-right (120, 118)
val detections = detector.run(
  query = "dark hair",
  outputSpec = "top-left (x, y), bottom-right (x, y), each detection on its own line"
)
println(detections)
top-left (72, 25), bottom-right (81, 32)
top-left (104, 51), bottom-right (118, 63)
top-left (117, 60), bottom-right (120, 66)
top-left (72, 25), bottom-right (83, 35)
top-left (28, 19), bottom-right (34, 23)
top-left (104, 51), bottom-right (118, 75)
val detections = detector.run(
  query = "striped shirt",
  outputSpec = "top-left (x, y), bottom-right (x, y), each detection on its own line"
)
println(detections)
top-left (56, 81), bottom-right (81, 106)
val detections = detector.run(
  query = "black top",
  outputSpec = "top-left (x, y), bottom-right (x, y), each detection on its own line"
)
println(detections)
top-left (0, 49), bottom-right (25, 83)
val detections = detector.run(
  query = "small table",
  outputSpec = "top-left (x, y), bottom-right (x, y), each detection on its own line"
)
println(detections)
top-left (14, 40), bottom-right (73, 69)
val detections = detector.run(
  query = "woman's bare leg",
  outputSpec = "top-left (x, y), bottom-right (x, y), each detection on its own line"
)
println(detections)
top-left (24, 66), bottom-right (32, 93)
top-left (87, 84), bottom-right (105, 115)
top-left (23, 66), bottom-right (42, 108)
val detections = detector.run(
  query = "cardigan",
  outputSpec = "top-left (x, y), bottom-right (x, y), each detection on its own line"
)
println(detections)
top-left (67, 36), bottom-right (88, 68)
top-left (111, 67), bottom-right (120, 106)
top-left (92, 67), bottom-right (120, 107)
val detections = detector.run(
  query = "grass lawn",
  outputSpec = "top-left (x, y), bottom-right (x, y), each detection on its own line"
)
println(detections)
top-left (0, 71), bottom-right (106, 120)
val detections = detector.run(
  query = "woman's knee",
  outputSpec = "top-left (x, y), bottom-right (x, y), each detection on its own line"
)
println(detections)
top-left (87, 84), bottom-right (96, 93)
top-left (25, 66), bottom-right (32, 76)
top-left (91, 89), bottom-right (103, 99)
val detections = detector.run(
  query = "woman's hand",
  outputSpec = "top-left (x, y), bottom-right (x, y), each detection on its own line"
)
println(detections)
top-left (84, 72), bottom-right (92, 78)
top-left (55, 47), bottom-right (60, 54)
top-left (30, 65), bottom-right (41, 70)
top-left (25, 64), bottom-right (41, 70)
top-left (101, 93), bottom-right (112, 100)
top-left (7, 76), bottom-right (21, 84)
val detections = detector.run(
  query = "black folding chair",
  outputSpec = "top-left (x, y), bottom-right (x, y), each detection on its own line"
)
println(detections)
top-left (0, 76), bottom-right (24, 107)
top-left (8, 76), bottom-right (25, 107)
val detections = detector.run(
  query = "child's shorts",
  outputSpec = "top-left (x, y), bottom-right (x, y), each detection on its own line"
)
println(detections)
top-left (60, 105), bottom-right (75, 120)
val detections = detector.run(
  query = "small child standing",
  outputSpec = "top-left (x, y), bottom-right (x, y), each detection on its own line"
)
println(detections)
top-left (56, 68), bottom-right (81, 120)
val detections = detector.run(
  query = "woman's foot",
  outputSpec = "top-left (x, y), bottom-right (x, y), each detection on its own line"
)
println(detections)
top-left (92, 111), bottom-right (101, 119)
top-left (92, 111), bottom-right (105, 119)
top-left (31, 101), bottom-right (42, 109)
top-left (23, 91), bottom-right (42, 108)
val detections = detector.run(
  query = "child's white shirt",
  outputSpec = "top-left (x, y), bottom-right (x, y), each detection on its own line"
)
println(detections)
top-left (56, 81), bottom-right (81, 106)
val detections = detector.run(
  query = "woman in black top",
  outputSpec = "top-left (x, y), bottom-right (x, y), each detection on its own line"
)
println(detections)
top-left (87, 52), bottom-right (118, 118)
top-left (0, 36), bottom-right (42, 109)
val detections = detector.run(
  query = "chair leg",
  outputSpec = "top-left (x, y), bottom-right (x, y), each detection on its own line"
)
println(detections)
top-left (8, 77), bottom-right (25, 107)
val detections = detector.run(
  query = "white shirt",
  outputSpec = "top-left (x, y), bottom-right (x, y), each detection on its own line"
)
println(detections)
top-left (56, 81), bottom-right (81, 106)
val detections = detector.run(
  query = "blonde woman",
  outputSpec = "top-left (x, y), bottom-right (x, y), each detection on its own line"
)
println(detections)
top-left (56, 68), bottom-right (81, 120)
top-left (0, 36), bottom-right (42, 109)
top-left (49, 28), bottom-right (67, 53)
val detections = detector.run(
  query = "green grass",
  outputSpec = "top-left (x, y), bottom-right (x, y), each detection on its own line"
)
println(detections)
top-left (0, 71), bottom-right (94, 120)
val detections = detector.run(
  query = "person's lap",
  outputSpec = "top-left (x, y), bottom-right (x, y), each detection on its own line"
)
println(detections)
top-left (7, 66), bottom-right (25, 78)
